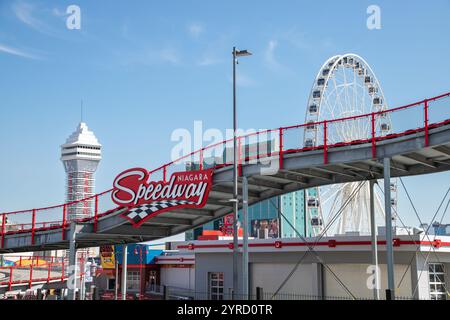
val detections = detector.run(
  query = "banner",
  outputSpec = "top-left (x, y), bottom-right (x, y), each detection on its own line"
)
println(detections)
top-left (100, 245), bottom-right (115, 269)
top-left (251, 219), bottom-right (279, 239)
top-left (112, 168), bottom-right (214, 227)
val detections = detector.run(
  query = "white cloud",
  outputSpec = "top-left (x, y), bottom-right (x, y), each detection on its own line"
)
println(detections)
top-left (263, 39), bottom-right (293, 74)
top-left (13, 2), bottom-right (44, 30)
top-left (281, 28), bottom-right (311, 50)
top-left (237, 73), bottom-right (256, 87)
top-left (197, 56), bottom-right (222, 66)
top-left (159, 48), bottom-right (180, 64)
top-left (188, 23), bottom-right (203, 38)
top-left (228, 72), bottom-right (256, 87)
top-left (118, 47), bottom-right (181, 67)
top-left (264, 40), bottom-right (283, 71)
top-left (51, 7), bottom-right (66, 17)
top-left (12, 1), bottom-right (59, 36)
top-left (0, 43), bottom-right (40, 60)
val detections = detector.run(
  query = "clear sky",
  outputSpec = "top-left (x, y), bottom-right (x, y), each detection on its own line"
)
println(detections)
top-left (0, 0), bottom-right (449, 231)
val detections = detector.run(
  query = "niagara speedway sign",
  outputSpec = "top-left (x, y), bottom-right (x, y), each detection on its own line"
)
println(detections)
top-left (112, 168), bottom-right (214, 227)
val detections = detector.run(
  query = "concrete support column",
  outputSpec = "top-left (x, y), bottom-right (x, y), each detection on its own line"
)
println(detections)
top-left (121, 244), bottom-right (128, 300)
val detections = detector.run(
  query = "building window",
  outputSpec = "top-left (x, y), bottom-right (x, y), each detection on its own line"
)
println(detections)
top-left (107, 278), bottom-right (116, 290)
top-left (127, 271), bottom-right (140, 291)
top-left (208, 272), bottom-right (224, 300)
top-left (429, 263), bottom-right (446, 300)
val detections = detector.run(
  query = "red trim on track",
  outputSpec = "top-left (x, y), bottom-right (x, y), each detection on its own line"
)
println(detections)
top-left (177, 239), bottom-right (450, 250)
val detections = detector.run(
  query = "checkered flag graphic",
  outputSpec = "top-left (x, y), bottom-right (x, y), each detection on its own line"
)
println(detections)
top-left (123, 200), bottom-right (196, 225)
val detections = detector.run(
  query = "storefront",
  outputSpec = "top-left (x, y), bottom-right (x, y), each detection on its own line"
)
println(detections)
top-left (95, 244), bottom-right (163, 298)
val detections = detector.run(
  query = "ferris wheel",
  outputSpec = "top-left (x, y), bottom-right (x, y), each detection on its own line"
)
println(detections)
top-left (303, 53), bottom-right (397, 236)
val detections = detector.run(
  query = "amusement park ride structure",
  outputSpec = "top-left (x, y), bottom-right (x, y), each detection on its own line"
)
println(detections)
top-left (303, 53), bottom-right (398, 236)
top-left (1, 90), bottom-right (449, 251)
top-left (0, 54), bottom-right (450, 298)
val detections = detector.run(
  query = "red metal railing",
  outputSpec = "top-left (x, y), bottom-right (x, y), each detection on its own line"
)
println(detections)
top-left (0, 255), bottom-right (86, 291)
top-left (0, 92), bottom-right (449, 244)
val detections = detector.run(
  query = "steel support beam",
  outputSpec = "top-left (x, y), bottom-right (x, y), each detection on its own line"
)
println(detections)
top-left (247, 176), bottom-right (285, 191)
top-left (290, 169), bottom-right (333, 182)
top-left (121, 244), bottom-right (128, 300)
top-left (383, 158), bottom-right (395, 300)
top-left (433, 145), bottom-right (450, 157)
top-left (173, 208), bottom-right (217, 216)
top-left (67, 222), bottom-right (79, 300)
top-left (114, 259), bottom-right (119, 300)
top-left (402, 153), bottom-right (437, 168)
top-left (369, 180), bottom-right (380, 300)
top-left (145, 217), bottom-right (192, 226)
top-left (213, 185), bottom-right (260, 199)
top-left (276, 170), bottom-right (309, 185)
top-left (313, 166), bottom-right (358, 179)
top-left (367, 159), bottom-right (409, 173)
top-left (242, 176), bottom-right (249, 300)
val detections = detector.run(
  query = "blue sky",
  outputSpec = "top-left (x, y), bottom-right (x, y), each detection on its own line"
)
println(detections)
top-left (0, 0), bottom-right (449, 230)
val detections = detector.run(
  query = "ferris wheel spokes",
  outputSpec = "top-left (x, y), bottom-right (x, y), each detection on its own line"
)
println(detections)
top-left (303, 53), bottom-right (397, 236)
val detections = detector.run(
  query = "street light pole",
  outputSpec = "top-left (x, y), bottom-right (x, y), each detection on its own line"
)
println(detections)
top-left (232, 46), bottom-right (238, 300)
top-left (232, 46), bottom-right (252, 300)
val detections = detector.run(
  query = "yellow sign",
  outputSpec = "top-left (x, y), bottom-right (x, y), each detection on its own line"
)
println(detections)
top-left (100, 245), bottom-right (115, 269)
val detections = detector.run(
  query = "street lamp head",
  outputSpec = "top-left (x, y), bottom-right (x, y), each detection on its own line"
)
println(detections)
top-left (235, 49), bottom-right (252, 57)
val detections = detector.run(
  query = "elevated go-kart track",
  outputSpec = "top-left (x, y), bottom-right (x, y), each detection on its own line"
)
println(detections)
top-left (1, 91), bottom-right (450, 254)
top-left (0, 255), bottom-right (83, 294)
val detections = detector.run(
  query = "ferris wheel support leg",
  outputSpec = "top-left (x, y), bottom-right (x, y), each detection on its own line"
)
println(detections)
top-left (383, 158), bottom-right (395, 300)
top-left (369, 180), bottom-right (380, 300)
top-left (67, 222), bottom-right (80, 300)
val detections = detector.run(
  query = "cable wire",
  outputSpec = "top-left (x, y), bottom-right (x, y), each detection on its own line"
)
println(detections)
top-left (269, 179), bottom-right (367, 299)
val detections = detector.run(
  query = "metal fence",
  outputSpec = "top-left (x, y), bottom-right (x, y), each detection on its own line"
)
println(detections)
top-left (144, 285), bottom-right (417, 301)
top-left (0, 254), bottom-right (89, 292)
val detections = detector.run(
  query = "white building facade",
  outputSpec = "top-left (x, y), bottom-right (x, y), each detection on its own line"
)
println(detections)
top-left (162, 235), bottom-right (450, 300)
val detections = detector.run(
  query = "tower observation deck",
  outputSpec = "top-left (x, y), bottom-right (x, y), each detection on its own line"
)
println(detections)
top-left (61, 122), bottom-right (102, 220)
